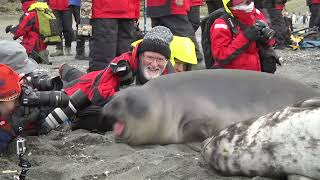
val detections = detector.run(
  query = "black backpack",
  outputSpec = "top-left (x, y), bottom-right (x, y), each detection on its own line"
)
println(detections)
top-left (201, 8), bottom-right (281, 73)
top-left (201, 8), bottom-right (239, 69)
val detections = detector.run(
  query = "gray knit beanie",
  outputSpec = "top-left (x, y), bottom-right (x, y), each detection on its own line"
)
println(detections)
top-left (138, 26), bottom-right (173, 59)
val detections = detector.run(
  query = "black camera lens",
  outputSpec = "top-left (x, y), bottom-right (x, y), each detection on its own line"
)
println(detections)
top-left (28, 72), bottom-right (63, 91)
top-left (20, 86), bottom-right (69, 107)
top-left (42, 89), bottom-right (90, 131)
top-left (261, 28), bottom-right (275, 40)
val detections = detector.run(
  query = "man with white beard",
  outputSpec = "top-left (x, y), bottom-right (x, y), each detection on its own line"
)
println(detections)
top-left (42, 26), bottom-right (175, 132)
top-left (54, 26), bottom-right (175, 126)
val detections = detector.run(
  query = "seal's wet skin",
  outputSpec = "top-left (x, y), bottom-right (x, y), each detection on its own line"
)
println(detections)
top-left (202, 97), bottom-right (320, 180)
top-left (101, 69), bottom-right (319, 145)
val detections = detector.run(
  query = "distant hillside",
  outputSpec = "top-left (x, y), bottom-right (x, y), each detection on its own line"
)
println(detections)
top-left (286, 0), bottom-right (309, 14)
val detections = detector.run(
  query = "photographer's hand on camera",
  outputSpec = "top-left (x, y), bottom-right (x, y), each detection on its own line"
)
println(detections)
top-left (110, 60), bottom-right (134, 86)
top-left (7, 106), bottom-right (41, 136)
top-left (243, 25), bottom-right (262, 41)
top-left (255, 20), bottom-right (275, 41)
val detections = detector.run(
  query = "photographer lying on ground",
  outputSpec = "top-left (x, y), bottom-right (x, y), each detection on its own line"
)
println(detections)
top-left (42, 26), bottom-right (176, 133)
top-left (0, 41), bottom-right (66, 152)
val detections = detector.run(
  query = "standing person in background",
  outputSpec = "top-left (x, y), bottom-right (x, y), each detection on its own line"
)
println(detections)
top-left (188, 0), bottom-right (205, 63)
top-left (48, 0), bottom-right (74, 56)
top-left (5, 0), bottom-right (51, 65)
top-left (69, 0), bottom-right (89, 60)
top-left (206, 0), bottom-right (223, 14)
top-left (87, 0), bottom-right (140, 72)
top-left (265, 0), bottom-right (291, 49)
top-left (307, 0), bottom-right (320, 29)
top-left (208, 0), bottom-right (275, 71)
top-left (147, 0), bottom-right (203, 63)
top-left (188, 0), bottom-right (204, 31)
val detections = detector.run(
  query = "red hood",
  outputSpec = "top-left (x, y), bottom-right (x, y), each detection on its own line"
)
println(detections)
top-left (21, 1), bottom-right (36, 13)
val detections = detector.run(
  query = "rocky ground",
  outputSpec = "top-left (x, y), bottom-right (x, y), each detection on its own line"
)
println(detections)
top-left (0, 15), bottom-right (319, 180)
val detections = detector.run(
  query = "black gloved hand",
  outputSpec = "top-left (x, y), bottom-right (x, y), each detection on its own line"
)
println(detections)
top-left (5, 25), bottom-right (13, 34)
top-left (243, 25), bottom-right (261, 41)
top-left (7, 106), bottom-right (41, 135)
top-left (110, 60), bottom-right (134, 85)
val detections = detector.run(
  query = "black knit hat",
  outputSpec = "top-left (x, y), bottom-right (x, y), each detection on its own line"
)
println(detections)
top-left (138, 26), bottom-right (173, 60)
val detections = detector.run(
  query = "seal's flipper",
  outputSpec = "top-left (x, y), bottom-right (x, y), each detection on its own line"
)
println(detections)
top-left (288, 175), bottom-right (316, 180)
top-left (293, 97), bottom-right (320, 108)
top-left (181, 117), bottom-right (214, 142)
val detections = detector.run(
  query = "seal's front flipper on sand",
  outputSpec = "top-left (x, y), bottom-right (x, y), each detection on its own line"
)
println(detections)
top-left (288, 175), bottom-right (316, 180)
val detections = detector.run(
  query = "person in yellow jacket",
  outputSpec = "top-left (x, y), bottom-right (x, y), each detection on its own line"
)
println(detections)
top-left (132, 35), bottom-right (197, 72)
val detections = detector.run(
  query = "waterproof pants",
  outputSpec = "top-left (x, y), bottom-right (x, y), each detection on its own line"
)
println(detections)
top-left (69, 5), bottom-right (88, 56)
top-left (309, 3), bottom-right (320, 28)
top-left (267, 8), bottom-right (290, 47)
top-left (53, 9), bottom-right (74, 49)
top-left (88, 18), bottom-right (136, 72)
top-left (206, 0), bottom-right (223, 14)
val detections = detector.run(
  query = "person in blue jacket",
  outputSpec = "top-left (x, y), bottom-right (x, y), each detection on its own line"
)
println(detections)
top-left (69, 0), bottom-right (89, 60)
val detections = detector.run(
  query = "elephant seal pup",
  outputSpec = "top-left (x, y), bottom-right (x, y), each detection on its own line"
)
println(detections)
top-left (202, 97), bottom-right (320, 180)
top-left (102, 69), bottom-right (319, 145)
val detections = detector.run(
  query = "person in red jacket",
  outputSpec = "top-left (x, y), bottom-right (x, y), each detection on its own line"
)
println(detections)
top-left (47, 0), bottom-right (74, 56)
top-left (147, 0), bottom-right (203, 63)
top-left (209, 0), bottom-right (275, 71)
top-left (47, 26), bottom-right (174, 132)
top-left (5, 0), bottom-right (50, 65)
top-left (87, 0), bottom-right (140, 72)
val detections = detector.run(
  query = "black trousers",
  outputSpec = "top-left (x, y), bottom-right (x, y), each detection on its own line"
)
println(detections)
top-left (309, 3), bottom-right (320, 28)
top-left (69, 5), bottom-right (87, 55)
top-left (60, 64), bottom-right (85, 85)
top-left (152, 15), bottom-right (204, 62)
top-left (53, 9), bottom-right (74, 49)
top-left (88, 18), bottom-right (136, 72)
top-left (188, 6), bottom-right (201, 32)
top-left (267, 8), bottom-right (290, 47)
top-left (206, 0), bottom-right (223, 14)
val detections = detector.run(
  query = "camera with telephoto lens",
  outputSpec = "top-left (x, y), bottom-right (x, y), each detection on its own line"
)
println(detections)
top-left (20, 84), bottom-right (69, 107)
top-left (255, 20), bottom-right (275, 40)
top-left (27, 71), bottom-right (63, 91)
top-left (42, 89), bottom-right (90, 131)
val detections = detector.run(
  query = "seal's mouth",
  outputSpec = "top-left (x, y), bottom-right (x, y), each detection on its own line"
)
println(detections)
top-left (113, 120), bottom-right (126, 137)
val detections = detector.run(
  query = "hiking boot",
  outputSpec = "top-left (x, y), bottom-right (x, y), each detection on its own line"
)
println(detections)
top-left (65, 47), bottom-right (72, 56)
top-left (75, 53), bottom-right (89, 60)
top-left (50, 49), bottom-right (64, 57)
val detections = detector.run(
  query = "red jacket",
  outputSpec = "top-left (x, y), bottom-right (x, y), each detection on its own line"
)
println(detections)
top-left (47, 0), bottom-right (69, 11)
top-left (92, 0), bottom-right (140, 19)
top-left (190, 0), bottom-right (204, 6)
top-left (209, 8), bottom-right (275, 71)
top-left (312, 0), bottom-right (320, 3)
top-left (11, 1), bottom-right (47, 54)
top-left (147, 0), bottom-right (189, 17)
top-left (64, 44), bottom-right (173, 106)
